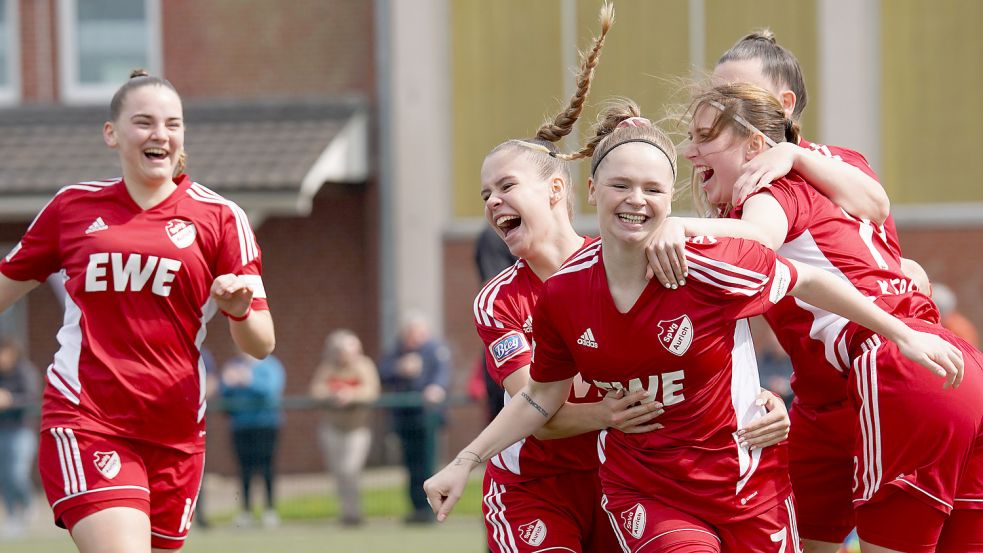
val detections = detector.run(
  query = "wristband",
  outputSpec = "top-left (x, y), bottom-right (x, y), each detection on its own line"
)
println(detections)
top-left (222, 307), bottom-right (251, 321)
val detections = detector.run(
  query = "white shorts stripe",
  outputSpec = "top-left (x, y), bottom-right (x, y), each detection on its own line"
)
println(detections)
top-left (785, 496), bottom-right (802, 552)
top-left (50, 428), bottom-right (74, 495)
top-left (483, 480), bottom-right (518, 553)
top-left (65, 428), bottom-right (88, 492)
top-left (599, 494), bottom-right (630, 553)
top-left (638, 528), bottom-right (721, 551)
top-left (51, 485), bottom-right (151, 509)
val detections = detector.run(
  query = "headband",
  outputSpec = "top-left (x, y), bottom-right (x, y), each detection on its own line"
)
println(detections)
top-left (591, 138), bottom-right (676, 178)
top-left (707, 100), bottom-right (778, 147)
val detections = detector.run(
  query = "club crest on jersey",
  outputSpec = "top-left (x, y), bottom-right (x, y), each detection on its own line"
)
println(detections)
top-left (489, 331), bottom-right (528, 367)
top-left (518, 518), bottom-right (547, 546)
top-left (93, 450), bottom-right (121, 479)
top-left (620, 503), bottom-right (646, 539)
top-left (165, 219), bottom-right (197, 249)
top-left (657, 315), bottom-right (693, 356)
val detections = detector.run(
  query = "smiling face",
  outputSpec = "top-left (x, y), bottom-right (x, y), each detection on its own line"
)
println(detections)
top-left (480, 147), bottom-right (565, 259)
top-left (588, 142), bottom-right (674, 247)
top-left (683, 105), bottom-right (748, 208)
top-left (103, 84), bottom-right (185, 188)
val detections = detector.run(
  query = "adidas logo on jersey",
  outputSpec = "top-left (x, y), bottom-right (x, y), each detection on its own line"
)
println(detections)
top-left (577, 328), bottom-right (598, 348)
top-left (85, 217), bottom-right (109, 234)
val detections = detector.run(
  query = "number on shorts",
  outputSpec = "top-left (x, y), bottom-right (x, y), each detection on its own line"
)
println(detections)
top-left (770, 527), bottom-right (787, 552)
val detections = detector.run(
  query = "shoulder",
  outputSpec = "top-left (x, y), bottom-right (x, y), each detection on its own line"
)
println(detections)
top-left (550, 239), bottom-right (603, 282)
top-left (182, 181), bottom-right (249, 219)
top-left (473, 259), bottom-right (527, 325)
top-left (50, 179), bottom-right (120, 205)
top-left (684, 237), bottom-right (774, 295)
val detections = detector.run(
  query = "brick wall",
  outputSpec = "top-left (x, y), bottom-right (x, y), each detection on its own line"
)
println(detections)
top-left (162, 0), bottom-right (375, 100)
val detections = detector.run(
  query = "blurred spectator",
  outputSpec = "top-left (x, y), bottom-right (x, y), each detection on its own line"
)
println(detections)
top-left (0, 336), bottom-right (39, 539)
top-left (379, 312), bottom-right (451, 524)
top-left (932, 282), bottom-right (980, 348)
top-left (309, 330), bottom-right (380, 526)
top-left (473, 226), bottom-right (516, 420)
top-left (751, 318), bottom-right (793, 406)
top-left (220, 353), bottom-right (286, 528)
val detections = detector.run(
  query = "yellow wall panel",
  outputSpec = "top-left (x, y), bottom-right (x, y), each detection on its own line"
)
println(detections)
top-left (451, 1), bottom-right (565, 218)
top-left (881, 0), bottom-right (983, 204)
top-left (705, 0), bottom-right (819, 139)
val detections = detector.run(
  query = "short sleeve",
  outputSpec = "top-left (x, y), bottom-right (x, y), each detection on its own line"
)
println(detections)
top-left (0, 194), bottom-right (63, 282)
top-left (474, 305), bottom-right (531, 386)
top-left (528, 288), bottom-right (577, 383)
top-left (684, 238), bottom-right (799, 320)
top-left (745, 177), bottom-right (811, 241)
top-left (213, 203), bottom-right (268, 311)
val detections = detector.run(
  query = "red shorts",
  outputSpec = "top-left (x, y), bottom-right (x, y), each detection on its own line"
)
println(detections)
top-left (38, 427), bottom-right (204, 550)
top-left (787, 401), bottom-right (856, 543)
top-left (850, 323), bottom-right (983, 548)
top-left (600, 491), bottom-right (801, 553)
top-left (482, 469), bottom-right (618, 553)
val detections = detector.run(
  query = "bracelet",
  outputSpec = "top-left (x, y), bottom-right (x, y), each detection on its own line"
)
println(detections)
top-left (222, 307), bottom-right (251, 321)
top-left (455, 450), bottom-right (483, 464)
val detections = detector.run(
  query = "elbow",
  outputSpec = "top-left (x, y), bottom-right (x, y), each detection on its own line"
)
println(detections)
top-left (244, 336), bottom-right (276, 359)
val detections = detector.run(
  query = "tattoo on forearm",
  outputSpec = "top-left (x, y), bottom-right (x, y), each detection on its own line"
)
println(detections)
top-left (521, 392), bottom-right (550, 418)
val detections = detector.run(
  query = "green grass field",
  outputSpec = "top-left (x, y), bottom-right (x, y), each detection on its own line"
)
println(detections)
top-left (1, 477), bottom-right (488, 553)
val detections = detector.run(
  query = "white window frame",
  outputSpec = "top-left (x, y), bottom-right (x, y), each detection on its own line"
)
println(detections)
top-left (0, 0), bottom-right (21, 105)
top-left (0, 243), bottom-right (28, 346)
top-left (57, 0), bottom-right (161, 105)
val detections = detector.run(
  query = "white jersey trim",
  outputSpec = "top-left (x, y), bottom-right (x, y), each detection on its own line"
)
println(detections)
top-left (186, 183), bottom-right (259, 267)
top-left (552, 246), bottom-right (601, 278)
top-left (239, 274), bottom-right (267, 299)
top-left (600, 494), bottom-right (631, 553)
top-left (730, 319), bottom-right (764, 496)
top-left (49, 284), bottom-right (83, 404)
top-left (473, 261), bottom-right (522, 329)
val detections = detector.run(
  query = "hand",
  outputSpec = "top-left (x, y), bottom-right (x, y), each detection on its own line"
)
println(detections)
top-left (896, 330), bottom-right (964, 389)
top-left (423, 455), bottom-right (476, 522)
top-left (210, 274), bottom-right (254, 319)
top-left (737, 390), bottom-right (790, 449)
top-left (422, 384), bottom-right (446, 406)
top-left (732, 142), bottom-right (798, 207)
top-left (602, 389), bottom-right (664, 433)
top-left (333, 387), bottom-right (355, 407)
top-left (644, 217), bottom-right (687, 289)
top-left (397, 353), bottom-right (423, 378)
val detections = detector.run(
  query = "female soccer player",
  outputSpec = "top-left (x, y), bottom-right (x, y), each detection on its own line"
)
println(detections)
top-left (426, 99), bottom-right (960, 552)
top-left (671, 82), bottom-right (982, 552)
top-left (642, 32), bottom-right (931, 553)
top-left (0, 70), bottom-right (275, 553)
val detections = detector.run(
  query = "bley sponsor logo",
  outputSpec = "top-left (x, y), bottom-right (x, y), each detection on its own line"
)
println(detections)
top-left (489, 331), bottom-right (528, 367)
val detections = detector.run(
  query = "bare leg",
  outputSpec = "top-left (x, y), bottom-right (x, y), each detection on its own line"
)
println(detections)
top-left (70, 507), bottom-right (151, 553)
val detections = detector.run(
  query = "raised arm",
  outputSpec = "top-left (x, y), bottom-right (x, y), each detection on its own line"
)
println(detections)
top-left (733, 142), bottom-right (890, 224)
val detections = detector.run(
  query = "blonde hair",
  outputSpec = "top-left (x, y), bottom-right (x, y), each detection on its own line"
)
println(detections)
top-left (565, 97), bottom-right (677, 181)
top-left (322, 329), bottom-right (362, 365)
top-left (686, 82), bottom-right (800, 217)
top-left (487, 2), bottom-right (615, 218)
top-left (717, 29), bottom-right (809, 121)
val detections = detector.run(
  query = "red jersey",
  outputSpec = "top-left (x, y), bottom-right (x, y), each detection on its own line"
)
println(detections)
top-left (0, 175), bottom-right (268, 453)
top-left (750, 140), bottom-right (904, 408)
top-left (530, 238), bottom-right (798, 522)
top-left (743, 175), bottom-right (937, 408)
top-left (473, 238), bottom-right (604, 483)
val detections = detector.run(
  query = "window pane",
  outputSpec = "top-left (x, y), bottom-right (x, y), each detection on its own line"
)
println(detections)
top-left (76, 0), bottom-right (148, 85)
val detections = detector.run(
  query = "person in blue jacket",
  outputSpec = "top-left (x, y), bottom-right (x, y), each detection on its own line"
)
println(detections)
top-left (220, 353), bottom-right (285, 528)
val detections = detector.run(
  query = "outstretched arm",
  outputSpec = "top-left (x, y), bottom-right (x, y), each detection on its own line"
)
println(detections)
top-left (788, 260), bottom-right (963, 388)
top-left (423, 377), bottom-right (572, 521)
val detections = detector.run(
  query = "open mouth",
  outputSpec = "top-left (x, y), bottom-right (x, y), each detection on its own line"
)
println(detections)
top-left (144, 147), bottom-right (168, 161)
top-left (496, 214), bottom-right (522, 236)
top-left (694, 165), bottom-right (714, 184)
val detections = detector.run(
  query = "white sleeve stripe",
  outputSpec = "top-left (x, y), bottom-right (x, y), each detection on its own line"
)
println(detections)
top-left (560, 240), bottom-right (602, 268)
top-left (186, 184), bottom-right (259, 266)
top-left (553, 253), bottom-right (601, 277)
top-left (473, 263), bottom-right (520, 329)
top-left (239, 274), bottom-right (267, 299)
top-left (685, 250), bottom-right (769, 281)
top-left (687, 266), bottom-right (759, 296)
top-left (686, 257), bottom-right (769, 289)
top-left (189, 183), bottom-right (258, 262)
